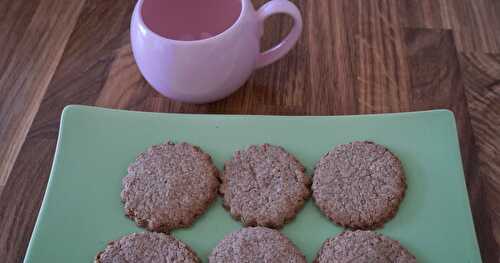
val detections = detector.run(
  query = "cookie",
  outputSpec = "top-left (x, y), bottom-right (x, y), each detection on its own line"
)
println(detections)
top-left (121, 141), bottom-right (219, 232)
top-left (314, 230), bottom-right (417, 263)
top-left (220, 144), bottom-right (311, 228)
top-left (209, 227), bottom-right (307, 263)
top-left (312, 141), bottom-right (406, 229)
top-left (95, 232), bottom-right (200, 263)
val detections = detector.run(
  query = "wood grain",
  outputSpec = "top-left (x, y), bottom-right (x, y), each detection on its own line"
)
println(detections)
top-left (350, 0), bottom-right (411, 113)
top-left (399, 0), bottom-right (500, 52)
top-left (440, 0), bottom-right (500, 52)
top-left (460, 53), bottom-right (500, 90)
top-left (0, 0), bottom-right (40, 71)
top-left (0, 0), bottom-right (499, 262)
top-left (398, 0), bottom-right (444, 29)
top-left (0, 0), bottom-right (86, 186)
top-left (467, 82), bottom-right (500, 263)
top-left (459, 51), bottom-right (500, 261)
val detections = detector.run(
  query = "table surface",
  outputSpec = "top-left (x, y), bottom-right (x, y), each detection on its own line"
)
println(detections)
top-left (0, 0), bottom-right (498, 262)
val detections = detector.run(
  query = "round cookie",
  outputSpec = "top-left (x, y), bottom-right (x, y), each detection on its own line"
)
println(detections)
top-left (312, 141), bottom-right (406, 229)
top-left (220, 144), bottom-right (311, 228)
top-left (209, 227), bottom-right (307, 263)
top-left (121, 141), bottom-right (219, 232)
top-left (95, 232), bottom-right (200, 263)
top-left (314, 230), bottom-right (417, 263)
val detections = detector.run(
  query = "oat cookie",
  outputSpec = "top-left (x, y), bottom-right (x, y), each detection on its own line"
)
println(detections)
top-left (209, 227), bottom-right (307, 263)
top-left (121, 141), bottom-right (219, 232)
top-left (95, 232), bottom-right (199, 263)
top-left (312, 141), bottom-right (406, 229)
top-left (220, 144), bottom-right (311, 228)
top-left (314, 230), bottom-right (417, 263)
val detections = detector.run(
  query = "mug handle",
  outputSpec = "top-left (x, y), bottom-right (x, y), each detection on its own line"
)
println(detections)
top-left (255, 0), bottom-right (303, 68)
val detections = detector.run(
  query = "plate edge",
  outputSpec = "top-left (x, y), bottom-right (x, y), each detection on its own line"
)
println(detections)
top-left (23, 106), bottom-right (75, 262)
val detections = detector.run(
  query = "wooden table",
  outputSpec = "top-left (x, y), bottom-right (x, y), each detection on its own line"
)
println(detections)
top-left (0, 0), bottom-right (499, 262)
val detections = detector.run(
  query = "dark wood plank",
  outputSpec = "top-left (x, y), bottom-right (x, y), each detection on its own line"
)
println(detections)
top-left (304, 0), bottom-right (357, 115)
top-left (0, 0), bottom-right (85, 186)
top-left (399, 0), bottom-right (500, 52)
top-left (404, 28), bottom-right (498, 262)
top-left (346, 0), bottom-right (411, 114)
top-left (0, 139), bottom-right (56, 263)
top-left (398, 0), bottom-right (444, 28)
top-left (459, 52), bottom-right (500, 257)
top-left (440, 0), bottom-right (500, 52)
top-left (466, 82), bottom-right (500, 263)
top-left (0, 0), bottom-right (41, 71)
top-left (459, 53), bottom-right (500, 90)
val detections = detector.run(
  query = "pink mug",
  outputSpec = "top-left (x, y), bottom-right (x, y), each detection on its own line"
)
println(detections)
top-left (131, 0), bottom-right (303, 103)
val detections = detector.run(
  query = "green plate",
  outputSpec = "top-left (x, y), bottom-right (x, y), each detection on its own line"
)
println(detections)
top-left (24, 105), bottom-right (481, 262)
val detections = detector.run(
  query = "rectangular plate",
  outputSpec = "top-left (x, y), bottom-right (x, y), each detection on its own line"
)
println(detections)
top-left (25, 105), bottom-right (481, 262)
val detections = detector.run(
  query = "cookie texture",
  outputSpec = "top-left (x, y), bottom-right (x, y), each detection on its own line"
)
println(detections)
top-left (220, 144), bottom-right (311, 228)
top-left (121, 141), bottom-right (219, 232)
top-left (312, 141), bottom-right (406, 229)
top-left (209, 227), bottom-right (307, 263)
top-left (314, 230), bottom-right (417, 263)
top-left (95, 232), bottom-right (200, 263)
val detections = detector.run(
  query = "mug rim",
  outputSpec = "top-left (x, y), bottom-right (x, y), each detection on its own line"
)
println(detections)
top-left (136, 0), bottom-right (246, 44)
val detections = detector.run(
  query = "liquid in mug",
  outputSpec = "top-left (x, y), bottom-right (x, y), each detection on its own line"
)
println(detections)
top-left (141, 0), bottom-right (242, 41)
